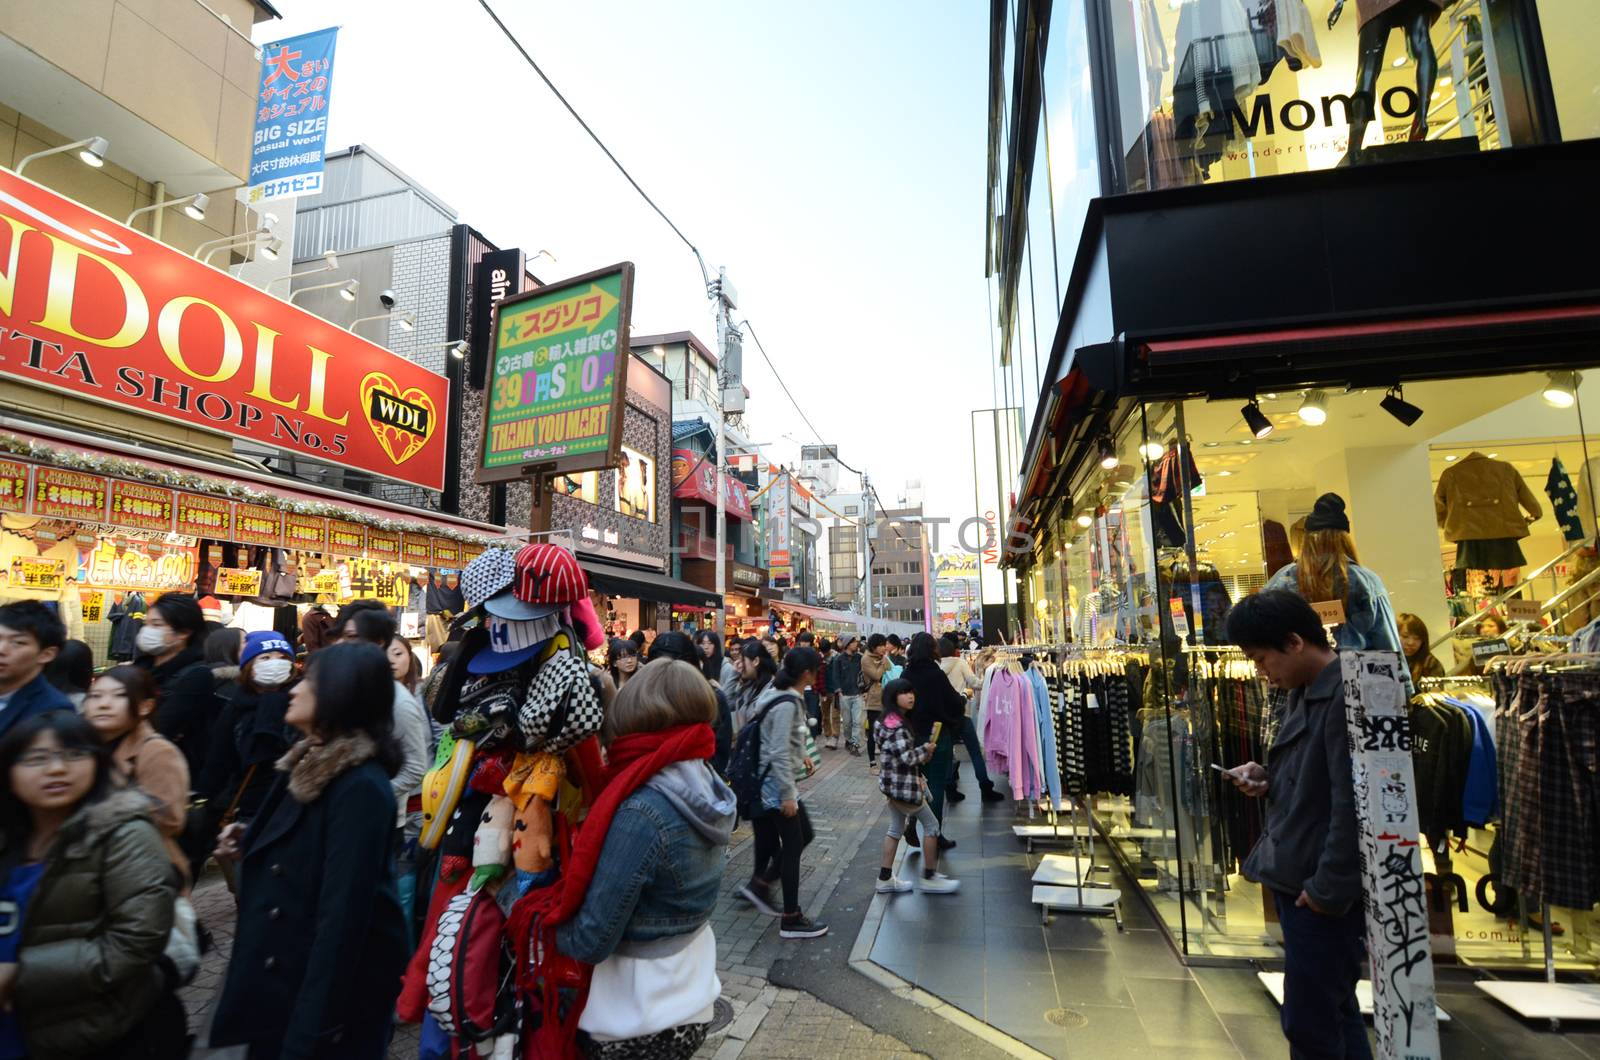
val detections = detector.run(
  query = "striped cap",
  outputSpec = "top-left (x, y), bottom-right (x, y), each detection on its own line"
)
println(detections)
top-left (512, 543), bottom-right (587, 606)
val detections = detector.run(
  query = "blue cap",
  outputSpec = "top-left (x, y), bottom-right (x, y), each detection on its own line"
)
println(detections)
top-left (241, 630), bottom-right (293, 667)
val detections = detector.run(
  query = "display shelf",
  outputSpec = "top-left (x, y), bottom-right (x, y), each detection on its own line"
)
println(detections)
top-left (1032, 853), bottom-right (1092, 885)
top-left (1475, 981), bottom-right (1600, 1024)
top-left (1032, 884), bottom-right (1123, 928)
top-left (1257, 973), bottom-right (1452, 1022)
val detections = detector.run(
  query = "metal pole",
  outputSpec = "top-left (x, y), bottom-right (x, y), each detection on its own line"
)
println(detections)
top-left (713, 268), bottom-right (729, 637)
top-left (862, 473), bottom-right (873, 624)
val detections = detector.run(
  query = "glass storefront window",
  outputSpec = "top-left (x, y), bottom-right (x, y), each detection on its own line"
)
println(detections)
top-left (1051, 367), bottom-right (1600, 967)
top-left (1107, 0), bottom-right (1592, 191)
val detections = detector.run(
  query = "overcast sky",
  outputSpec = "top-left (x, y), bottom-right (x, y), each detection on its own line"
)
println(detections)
top-left (258, 1), bottom-right (996, 537)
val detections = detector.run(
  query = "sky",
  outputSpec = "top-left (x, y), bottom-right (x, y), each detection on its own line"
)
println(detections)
top-left (256, 0), bottom-right (996, 538)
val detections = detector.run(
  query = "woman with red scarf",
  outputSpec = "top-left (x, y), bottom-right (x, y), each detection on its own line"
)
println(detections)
top-left (511, 659), bottom-right (733, 1059)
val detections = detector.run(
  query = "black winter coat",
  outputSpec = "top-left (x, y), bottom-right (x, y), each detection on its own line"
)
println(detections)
top-left (902, 659), bottom-right (966, 743)
top-left (197, 682), bottom-right (295, 824)
top-left (210, 738), bottom-right (407, 1058)
top-left (142, 645), bottom-right (217, 780)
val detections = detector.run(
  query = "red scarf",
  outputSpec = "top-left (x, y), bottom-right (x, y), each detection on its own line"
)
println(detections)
top-left (508, 722), bottom-right (715, 1056)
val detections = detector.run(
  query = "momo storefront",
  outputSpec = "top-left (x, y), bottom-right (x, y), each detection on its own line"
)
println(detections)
top-left (0, 164), bottom-right (505, 653)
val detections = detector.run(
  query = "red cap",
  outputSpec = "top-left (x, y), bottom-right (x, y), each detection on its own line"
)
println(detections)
top-left (512, 543), bottom-right (587, 607)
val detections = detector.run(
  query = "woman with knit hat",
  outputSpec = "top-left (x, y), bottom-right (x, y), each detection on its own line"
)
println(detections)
top-left (1264, 493), bottom-right (1410, 688)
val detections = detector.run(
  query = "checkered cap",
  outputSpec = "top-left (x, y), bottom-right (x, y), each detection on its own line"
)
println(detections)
top-left (512, 543), bottom-right (587, 606)
top-left (461, 548), bottom-right (518, 609)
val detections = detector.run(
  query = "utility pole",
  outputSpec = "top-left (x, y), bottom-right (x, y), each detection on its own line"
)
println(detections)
top-left (861, 473), bottom-right (874, 627)
top-left (711, 267), bottom-right (737, 637)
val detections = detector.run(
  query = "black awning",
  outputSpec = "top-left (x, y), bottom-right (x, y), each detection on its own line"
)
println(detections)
top-left (578, 558), bottom-right (722, 609)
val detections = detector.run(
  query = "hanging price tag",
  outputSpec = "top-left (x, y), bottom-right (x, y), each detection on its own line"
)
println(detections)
top-left (1505, 598), bottom-right (1543, 623)
top-left (1472, 638), bottom-right (1510, 662)
top-left (1311, 599), bottom-right (1347, 627)
top-left (1168, 597), bottom-right (1189, 638)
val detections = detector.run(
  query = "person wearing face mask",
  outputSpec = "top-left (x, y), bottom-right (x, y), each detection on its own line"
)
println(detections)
top-left (136, 594), bottom-right (217, 782)
top-left (196, 632), bottom-right (297, 859)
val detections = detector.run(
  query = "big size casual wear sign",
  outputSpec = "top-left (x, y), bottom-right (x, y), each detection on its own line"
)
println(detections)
top-left (0, 168), bottom-right (449, 490)
top-left (248, 28), bottom-right (338, 204)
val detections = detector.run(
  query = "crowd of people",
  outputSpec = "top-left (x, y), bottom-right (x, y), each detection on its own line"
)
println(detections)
top-left (0, 586), bottom-right (1006, 1058)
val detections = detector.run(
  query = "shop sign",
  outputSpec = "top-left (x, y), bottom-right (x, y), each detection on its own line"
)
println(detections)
top-left (234, 503), bottom-right (285, 547)
top-left (432, 538), bottom-right (461, 567)
top-left (30, 468), bottom-right (108, 521)
top-left (327, 519), bottom-right (366, 556)
top-left (461, 541), bottom-right (485, 563)
top-left (933, 552), bottom-right (979, 580)
top-left (401, 532), bottom-right (432, 566)
top-left (248, 27), bottom-right (339, 203)
top-left (81, 537), bottom-right (197, 592)
top-left (108, 481), bottom-right (175, 533)
top-left (175, 494), bottom-right (233, 539)
top-left (302, 569), bottom-right (341, 594)
top-left (285, 513), bottom-right (328, 551)
top-left (766, 473), bottom-right (792, 589)
top-left (731, 567), bottom-right (763, 588)
top-left (479, 263), bottom-right (634, 482)
top-left (1340, 652), bottom-right (1441, 1060)
top-left (81, 590), bottom-right (104, 624)
top-left (469, 248), bottom-right (525, 389)
top-left (365, 529), bottom-right (401, 560)
top-left (215, 567), bottom-right (263, 597)
top-left (670, 448), bottom-right (752, 520)
top-left (347, 558), bottom-right (408, 606)
top-left (1505, 598), bottom-right (1543, 623)
top-left (13, 557), bottom-right (64, 591)
top-left (0, 460), bottom-right (27, 513)
top-left (1471, 638), bottom-right (1509, 663)
top-left (0, 167), bottom-right (449, 490)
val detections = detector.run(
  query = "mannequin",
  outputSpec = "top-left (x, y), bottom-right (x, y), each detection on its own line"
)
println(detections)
top-left (1328, 0), bottom-right (1447, 164)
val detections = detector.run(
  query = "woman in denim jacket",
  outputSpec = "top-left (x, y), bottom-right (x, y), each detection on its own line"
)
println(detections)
top-left (554, 660), bottom-right (735, 1060)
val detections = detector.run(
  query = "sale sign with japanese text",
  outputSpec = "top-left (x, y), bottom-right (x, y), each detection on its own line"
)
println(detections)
top-left (479, 264), bottom-right (633, 482)
top-left (0, 460), bottom-right (27, 513)
top-left (215, 568), bottom-right (263, 597)
top-left (0, 167), bottom-right (448, 490)
top-left (248, 28), bottom-right (338, 204)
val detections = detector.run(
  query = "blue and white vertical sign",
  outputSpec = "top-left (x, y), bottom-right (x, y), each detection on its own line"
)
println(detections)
top-left (247, 27), bottom-right (339, 205)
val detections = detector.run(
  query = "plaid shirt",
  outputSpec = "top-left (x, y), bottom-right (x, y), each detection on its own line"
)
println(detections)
top-left (875, 715), bottom-right (932, 804)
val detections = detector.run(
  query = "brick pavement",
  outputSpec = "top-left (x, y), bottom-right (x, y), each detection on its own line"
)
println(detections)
top-left (181, 743), bottom-right (923, 1058)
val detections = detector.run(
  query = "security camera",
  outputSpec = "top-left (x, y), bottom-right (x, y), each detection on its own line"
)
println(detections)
top-left (379, 289), bottom-right (397, 309)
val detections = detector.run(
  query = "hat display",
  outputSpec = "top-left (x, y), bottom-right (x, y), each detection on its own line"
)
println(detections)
top-left (240, 630), bottom-right (293, 667)
top-left (465, 614), bottom-right (560, 674)
top-left (515, 648), bottom-right (602, 754)
top-left (464, 546), bottom-right (560, 621)
top-left (512, 543), bottom-right (588, 608)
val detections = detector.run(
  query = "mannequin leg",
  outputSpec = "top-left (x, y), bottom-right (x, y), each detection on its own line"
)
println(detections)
top-left (1407, 9), bottom-right (1439, 141)
top-left (1342, 18), bottom-right (1393, 163)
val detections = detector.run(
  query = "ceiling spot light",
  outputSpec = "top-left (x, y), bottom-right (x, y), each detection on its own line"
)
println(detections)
top-left (184, 192), bottom-right (210, 221)
top-left (1098, 436), bottom-right (1118, 470)
top-left (1544, 372), bottom-right (1579, 408)
top-left (1076, 512), bottom-right (1093, 528)
top-left (1241, 398), bottom-right (1274, 438)
top-left (1445, 454), bottom-right (1458, 462)
top-left (1141, 441), bottom-right (1165, 461)
top-left (78, 136), bottom-right (110, 167)
top-left (1298, 390), bottom-right (1329, 426)
top-left (1379, 385), bottom-right (1423, 426)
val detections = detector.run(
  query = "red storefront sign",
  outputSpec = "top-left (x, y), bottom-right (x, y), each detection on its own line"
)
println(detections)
top-left (234, 503), bottom-right (285, 546)
top-left (284, 513), bottom-right (328, 551)
top-left (402, 532), bottom-right (432, 565)
top-left (31, 468), bottom-right (108, 520)
top-left (432, 537), bottom-right (460, 567)
top-left (108, 480), bottom-right (175, 532)
top-left (365, 529), bottom-right (401, 560)
top-left (670, 448), bottom-right (752, 520)
top-left (0, 460), bottom-right (28, 513)
top-left (327, 519), bottom-right (366, 556)
top-left (0, 168), bottom-right (449, 490)
top-left (175, 493), bottom-right (232, 538)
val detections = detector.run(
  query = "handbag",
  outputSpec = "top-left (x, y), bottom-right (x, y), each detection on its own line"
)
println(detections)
top-left (577, 922), bottom-right (720, 1040)
top-left (796, 801), bottom-right (815, 848)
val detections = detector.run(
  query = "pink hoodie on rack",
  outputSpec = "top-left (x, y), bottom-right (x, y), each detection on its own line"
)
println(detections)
top-left (982, 667), bottom-right (1041, 800)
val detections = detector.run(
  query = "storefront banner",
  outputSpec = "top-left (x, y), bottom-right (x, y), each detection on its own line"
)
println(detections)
top-left (284, 513), bottom-right (328, 552)
top-left (301, 568), bottom-right (341, 595)
top-left (970, 408), bottom-right (1022, 609)
top-left (30, 468), bottom-right (108, 522)
top-left (479, 263), bottom-right (634, 482)
top-left (1341, 651), bottom-right (1441, 1060)
top-left (0, 460), bottom-right (27, 513)
top-left (365, 529), bottom-right (401, 560)
top-left (247, 28), bottom-right (338, 204)
top-left (174, 493), bottom-right (232, 539)
top-left (216, 567), bottom-right (263, 597)
top-left (401, 532), bottom-right (432, 566)
top-left (470, 248), bottom-right (526, 389)
top-left (460, 541), bottom-right (485, 563)
top-left (14, 557), bottom-right (63, 591)
top-left (0, 167), bottom-right (449, 490)
top-left (346, 558), bottom-right (408, 606)
top-left (327, 519), bottom-right (366, 556)
top-left (934, 552), bottom-right (979, 580)
top-left (108, 480), bottom-right (175, 533)
top-left (234, 503), bottom-right (285, 547)
top-left (670, 448), bottom-right (752, 520)
top-left (83, 536), bottom-right (197, 592)
top-left (767, 473), bottom-right (792, 589)
top-left (432, 538), bottom-right (461, 567)
top-left (81, 590), bottom-right (104, 624)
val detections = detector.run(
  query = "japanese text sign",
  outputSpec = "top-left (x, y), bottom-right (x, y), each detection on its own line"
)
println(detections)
top-left (216, 567), bottom-right (263, 597)
top-left (285, 514), bottom-right (328, 552)
top-left (479, 263), bottom-right (633, 482)
top-left (327, 519), bottom-right (366, 556)
top-left (1341, 651), bottom-right (1442, 1060)
top-left (31, 468), bottom-right (107, 521)
top-left (248, 28), bottom-right (338, 204)
top-left (175, 494), bottom-right (232, 539)
top-left (108, 481), bottom-right (174, 532)
top-left (234, 504), bottom-right (285, 547)
top-left (432, 538), bottom-right (460, 567)
top-left (402, 533), bottom-right (432, 566)
top-left (0, 460), bottom-right (27, 513)
top-left (18, 557), bottom-right (64, 591)
top-left (670, 448), bottom-right (752, 520)
top-left (0, 167), bottom-right (448, 490)
top-left (365, 529), bottom-right (401, 560)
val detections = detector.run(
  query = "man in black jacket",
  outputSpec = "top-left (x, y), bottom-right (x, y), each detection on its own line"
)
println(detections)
top-left (1225, 591), bottom-right (1370, 1060)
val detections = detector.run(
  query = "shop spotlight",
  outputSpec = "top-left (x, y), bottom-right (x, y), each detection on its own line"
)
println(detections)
top-left (1140, 441), bottom-right (1165, 461)
top-left (258, 237), bottom-right (283, 261)
top-left (450, 341), bottom-right (469, 360)
top-left (183, 192), bottom-right (209, 221)
top-left (1543, 372), bottom-right (1580, 408)
top-left (1076, 512), bottom-right (1093, 528)
top-left (1240, 399), bottom-right (1273, 439)
top-left (1380, 385), bottom-right (1423, 426)
top-left (1297, 390), bottom-right (1328, 426)
top-left (338, 279), bottom-right (359, 302)
top-left (1098, 436), bottom-right (1118, 470)
top-left (79, 137), bottom-right (110, 167)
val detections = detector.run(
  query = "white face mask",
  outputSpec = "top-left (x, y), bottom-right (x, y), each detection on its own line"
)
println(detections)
top-left (135, 626), bottom-right (172, 656)
top-left (253, 658), bottom-right (294, 687)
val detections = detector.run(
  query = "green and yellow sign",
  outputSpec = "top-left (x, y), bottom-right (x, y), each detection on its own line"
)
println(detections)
top-left (478, 263), bottom-right (634, 483)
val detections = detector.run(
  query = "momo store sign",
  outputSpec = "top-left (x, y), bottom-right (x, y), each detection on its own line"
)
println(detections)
top-left (0, 168), bottom-right (448, 490)
top-left (479, 263), bottom-right (633, 482)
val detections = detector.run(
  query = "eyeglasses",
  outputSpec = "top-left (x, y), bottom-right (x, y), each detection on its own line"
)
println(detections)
top-left (17, 747), bottom-right (94, 769)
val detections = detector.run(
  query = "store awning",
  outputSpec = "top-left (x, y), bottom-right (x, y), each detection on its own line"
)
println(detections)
top-left (578, 558), bottom-right (722, 609)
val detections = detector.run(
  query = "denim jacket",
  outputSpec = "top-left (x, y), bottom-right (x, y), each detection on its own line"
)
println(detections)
top-left (556, 761), bottom-right (734, 965)
top-left (1264, 561), bottom-right (1411, 693)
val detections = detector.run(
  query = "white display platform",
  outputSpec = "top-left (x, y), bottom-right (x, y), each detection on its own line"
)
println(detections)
top-left (1257, 972), bottom-right (1451, 1022)
top-left (1031, 855), bottom-right (1089, 885)
top-left (1475, 981), bottom-right (1600, 1021)
top-left (1032, 883), bottom-right (1121, 909)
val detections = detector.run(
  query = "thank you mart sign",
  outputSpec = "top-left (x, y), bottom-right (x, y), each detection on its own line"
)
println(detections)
top-left (478, 263), bottom-right (634, 483)
top-left (0, 168), bottom-right (449, 490)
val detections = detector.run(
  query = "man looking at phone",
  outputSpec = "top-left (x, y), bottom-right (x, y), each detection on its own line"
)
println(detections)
top-left (1224, 590), bottom-right (1369, 1060)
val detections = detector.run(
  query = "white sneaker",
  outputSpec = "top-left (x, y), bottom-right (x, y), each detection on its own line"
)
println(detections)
top-left (919, 873), bottom-right (961, 894)
top-left (875, 877), bottom-right (913, 894)
top-left (825, 739), bottom-right (837, 750)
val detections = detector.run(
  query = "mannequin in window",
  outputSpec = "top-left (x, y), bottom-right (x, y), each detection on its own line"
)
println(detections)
top-left (1434, 451), bottom-right (1541, 592)
top-left (1328, 0), bottom-right (1448, 164)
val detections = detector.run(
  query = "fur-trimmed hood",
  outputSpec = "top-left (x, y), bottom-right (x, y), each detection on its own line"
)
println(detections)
top-left (276, 732), bottom-right (378, 803)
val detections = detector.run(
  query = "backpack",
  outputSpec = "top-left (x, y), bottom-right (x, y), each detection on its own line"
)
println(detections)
top-left (727, 696), bottom-right (785, 816)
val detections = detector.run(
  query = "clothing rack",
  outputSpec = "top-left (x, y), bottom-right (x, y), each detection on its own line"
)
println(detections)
top-left (1474, 654), bottom-right (1600, 1029)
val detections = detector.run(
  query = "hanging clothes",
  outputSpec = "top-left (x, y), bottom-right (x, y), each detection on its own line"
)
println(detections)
top-left (1273, 0), bottom-right (1322, 68)
top-left (1545, 457), bottom-right (1585, 543)
top-left (1171, 0), bottom-right (1262, 176)
top-left (1149, 442), bottom-right (1204, 548)
top-left (1025, 665), bottom-right (1063, 809)
top-left (981, 666), bottom-right (1042, 801)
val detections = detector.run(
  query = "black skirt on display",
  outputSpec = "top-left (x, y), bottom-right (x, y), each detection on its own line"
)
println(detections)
top-left (1454, 537), bottom-right (1528, 570)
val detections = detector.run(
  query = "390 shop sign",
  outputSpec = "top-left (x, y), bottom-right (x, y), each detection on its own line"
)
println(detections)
top-left (0, 168), bottom-right (448, 490)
